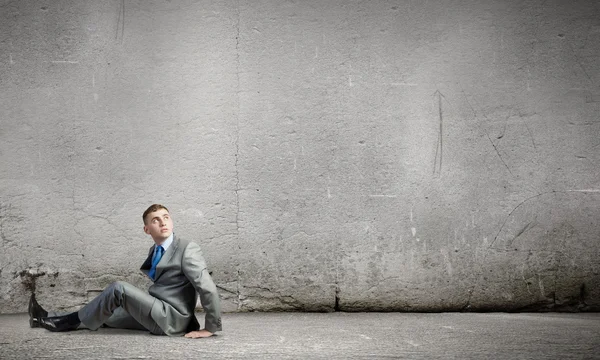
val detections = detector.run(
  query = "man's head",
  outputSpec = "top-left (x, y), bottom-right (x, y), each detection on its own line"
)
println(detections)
top-left (143, 204), bottom-right (173, 243)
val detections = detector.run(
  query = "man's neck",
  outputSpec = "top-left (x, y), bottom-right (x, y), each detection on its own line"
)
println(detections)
top-left (153, 233), bottom-right (174, 248)
top-left (153, 238), bottom-right (167, 246)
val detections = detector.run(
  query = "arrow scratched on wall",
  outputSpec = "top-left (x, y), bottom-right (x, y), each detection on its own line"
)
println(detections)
top-left (115, 0), bottom-right (125, 42)
top-left (433, 90), bottom-right (445, 177)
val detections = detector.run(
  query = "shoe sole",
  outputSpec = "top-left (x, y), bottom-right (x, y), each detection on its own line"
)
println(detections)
top-left (29, 317), bottom-right (40, 328)
top-left (28, 294), bottom-right (46, 328)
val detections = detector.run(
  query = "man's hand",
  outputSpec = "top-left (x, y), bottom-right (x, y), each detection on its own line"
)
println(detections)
top-left (184, 329), bottom-right (214, 338)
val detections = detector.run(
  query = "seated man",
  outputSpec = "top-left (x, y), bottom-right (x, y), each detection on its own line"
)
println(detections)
top-left (29, 204), bottom-right (221, 338)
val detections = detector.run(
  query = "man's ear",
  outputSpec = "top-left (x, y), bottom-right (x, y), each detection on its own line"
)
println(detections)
top-left (143, 225), bottom-right (150, 235)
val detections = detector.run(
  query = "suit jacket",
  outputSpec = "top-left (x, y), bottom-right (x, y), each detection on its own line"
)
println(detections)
top-left (140, 235), bottom-right (222, 336)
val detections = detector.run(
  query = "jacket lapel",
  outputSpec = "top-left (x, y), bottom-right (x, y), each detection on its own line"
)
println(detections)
top-left (153, 235), bottom-right (180, 280)
top-left (140, 246), bottom-right (154, 277)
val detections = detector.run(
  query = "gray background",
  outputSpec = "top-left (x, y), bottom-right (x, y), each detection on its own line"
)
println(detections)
top-left (1, 0), bottom-right (599, 313)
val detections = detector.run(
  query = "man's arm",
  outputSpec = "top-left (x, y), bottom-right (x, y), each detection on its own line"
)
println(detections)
top-left (181, 241), bottom-right (222, 336)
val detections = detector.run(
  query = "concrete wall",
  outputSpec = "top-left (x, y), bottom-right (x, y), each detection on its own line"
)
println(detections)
top-left (1, 0), bottom-right (599, 313)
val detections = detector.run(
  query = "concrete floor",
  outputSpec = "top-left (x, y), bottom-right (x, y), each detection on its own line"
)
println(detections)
top-left (1, 312), bottom-right (599, 359)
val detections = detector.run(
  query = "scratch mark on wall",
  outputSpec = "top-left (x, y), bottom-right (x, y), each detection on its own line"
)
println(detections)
top-left (391, 83), bottom-right (418, 87)
top-left (115, 0), bottom-right (125, 42)
top-left (521, 266), bottom-right (533, 295)
top-left (537, 274), bottom-right (545, 297)
top-left (567, 42), bottom-right (593, 84)
top-left (92, 73), bottom-right (98, 102)
top-left (489, 190), bottom-right (558, 249)
top-left (462, 287), bottom-right (474, 310)
top-left (433, 90), bottom-right (445, 177)
top-left (496, 112), bottom-right (510, 140)
top-left (485, 132), bottom-right (513, 176)
top-left (441, 248), bottom-right (453, 277)
top-left (461, 88), bottom-right (516, 176)
top-left (508, 220), bottom-right (535, 247)
top-left (520, 112), bottom-right (537, 149)
top-left (584, 93), bottom-right (597, 103)
top-left (405, 339), bottom-right (420, 347)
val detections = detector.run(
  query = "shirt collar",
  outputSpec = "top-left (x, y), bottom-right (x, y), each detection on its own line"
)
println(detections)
top-left (156, 233), bottom-right (174, 251)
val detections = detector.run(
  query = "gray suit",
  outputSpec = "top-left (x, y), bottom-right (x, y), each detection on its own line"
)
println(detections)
top-left (78, 235), bottom-right (222, 336)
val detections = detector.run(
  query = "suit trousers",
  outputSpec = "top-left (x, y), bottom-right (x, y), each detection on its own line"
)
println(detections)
top-left (77, 281), bottom-right (164, 335)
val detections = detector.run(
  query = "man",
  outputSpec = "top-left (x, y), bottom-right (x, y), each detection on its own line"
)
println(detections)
top-left (28, 204), bottom-right (222, 338)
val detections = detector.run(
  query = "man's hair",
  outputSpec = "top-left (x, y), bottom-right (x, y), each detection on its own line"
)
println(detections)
top-left (143, 204), bottom-right (169, 224)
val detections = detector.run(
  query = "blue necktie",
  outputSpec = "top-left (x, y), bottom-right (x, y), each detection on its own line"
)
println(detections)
top-left (148, 245), bottom-right (164, 280)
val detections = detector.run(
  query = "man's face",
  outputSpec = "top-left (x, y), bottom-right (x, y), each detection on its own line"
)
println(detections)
top-left (143, 208), bottom-right (173, 242)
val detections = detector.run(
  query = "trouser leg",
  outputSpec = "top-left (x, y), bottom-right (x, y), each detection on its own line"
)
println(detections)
top-left (102, 307), bottom-right (148, 331)
top-left (77, 281), bottom-right (164, 335)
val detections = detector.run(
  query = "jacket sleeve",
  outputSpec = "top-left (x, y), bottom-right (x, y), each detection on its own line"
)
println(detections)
top-left (181, 241), bottom-right (222, 333)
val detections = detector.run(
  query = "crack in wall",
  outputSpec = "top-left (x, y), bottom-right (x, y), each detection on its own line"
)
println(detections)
top-left (334, 284), bottom-right (340, 311)
top-left (579, 283), bottom-right (587, 307)
top-left (243, 285), bottom-right (304, 310)
top-left (233, 0), bottom-right (243, 312)
top-left (567, 41), bottom-right (593, 85)
top-left (0, 205), bottom-right (8, 246)
top-left (236, 270), bottom-right (243, 310)
top-left (233, 0), bottom-right (241, 239)
top-left (334, 236), bottom-right (341, 311)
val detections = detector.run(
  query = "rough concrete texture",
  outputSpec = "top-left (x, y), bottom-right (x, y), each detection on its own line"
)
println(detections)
top-left (1, 0), bottom-right (600, 313)
top-left (1, 313), bottom-right (600, 359)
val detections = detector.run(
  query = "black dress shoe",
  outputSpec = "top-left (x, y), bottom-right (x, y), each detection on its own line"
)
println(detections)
top-left (28, 294), bottom-right (48, 328)
top-left (39, 316), bottom-right (80, 332)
